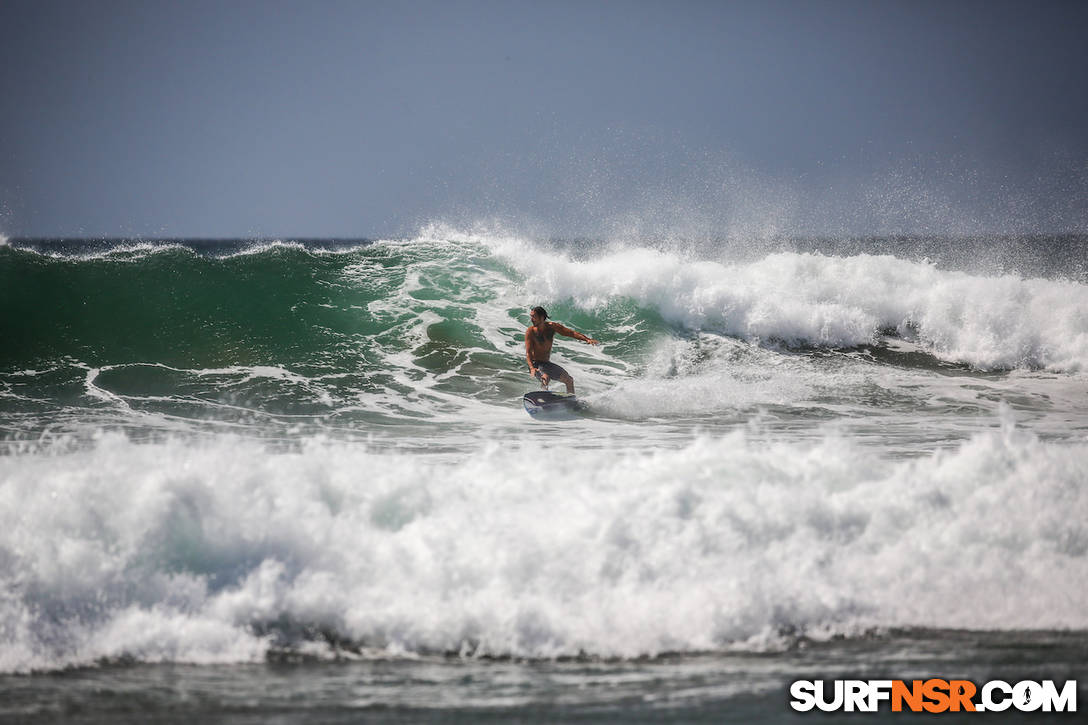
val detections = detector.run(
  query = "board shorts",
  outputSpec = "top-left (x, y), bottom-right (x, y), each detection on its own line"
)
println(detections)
top-left (532, 359), bottom-right (569, 382)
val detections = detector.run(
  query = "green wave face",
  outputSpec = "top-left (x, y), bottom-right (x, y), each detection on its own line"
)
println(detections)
top-left (3, 244), bottom-right (392, 370)
top-left (4, 234), bottom-right (1086, 445)
top-left (0, 240), bottom-right (652, 439)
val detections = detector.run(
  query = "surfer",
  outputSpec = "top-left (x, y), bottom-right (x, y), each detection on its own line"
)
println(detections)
top-left (525, 306), bottom-right (598, 394)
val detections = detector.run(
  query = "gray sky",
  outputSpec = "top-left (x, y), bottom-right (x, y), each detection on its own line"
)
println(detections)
top-left (1, 0), bottom-right (1086, 239)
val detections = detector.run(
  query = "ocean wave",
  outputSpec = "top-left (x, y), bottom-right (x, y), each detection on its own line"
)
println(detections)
top-left (485, 233), bottom-right (1088, 372)
top-left (5, 230), bottom-right (1088, 374)
top-left (1, 419), bottom-right (1085, 672)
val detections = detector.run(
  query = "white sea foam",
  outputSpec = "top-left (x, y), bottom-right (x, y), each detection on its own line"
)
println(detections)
top-left (0, 238), bottom-right (371, 262)
top-left (217, 239), bottom-right (373, 258)
top-left (1, 419), bottom-right (1085, 673)
top-left (48, 241), bottom-right (197, 261)
top-left (474, 232), bottom-right (1088, 372)
top-left (586, 335), bottom-right (822, 418)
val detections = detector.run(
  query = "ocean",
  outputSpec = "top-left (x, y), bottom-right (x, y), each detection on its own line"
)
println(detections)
top-left (1, 227), bottom-right (1086, 722)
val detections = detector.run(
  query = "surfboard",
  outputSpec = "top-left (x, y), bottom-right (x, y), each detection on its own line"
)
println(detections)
top-left (523, 390), bottom-right (582, 419)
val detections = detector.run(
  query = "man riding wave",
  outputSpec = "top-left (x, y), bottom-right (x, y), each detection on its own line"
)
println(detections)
top-left (525, 306), bottom-right (598, 394)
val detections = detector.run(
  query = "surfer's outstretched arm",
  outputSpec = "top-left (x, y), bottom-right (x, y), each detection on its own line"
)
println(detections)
top-left (552, 323), bottom-right (599, 345)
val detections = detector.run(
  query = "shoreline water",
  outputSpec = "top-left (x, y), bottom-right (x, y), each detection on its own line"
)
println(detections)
top-left (3, 630), bottom-right (1085, 723)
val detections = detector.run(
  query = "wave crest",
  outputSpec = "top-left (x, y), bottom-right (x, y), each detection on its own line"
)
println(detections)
top-left (490, 237), bottom-right (1088, 371)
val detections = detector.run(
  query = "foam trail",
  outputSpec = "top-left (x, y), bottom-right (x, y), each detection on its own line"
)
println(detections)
top-left (2, 420), bottom-right (1086, 673)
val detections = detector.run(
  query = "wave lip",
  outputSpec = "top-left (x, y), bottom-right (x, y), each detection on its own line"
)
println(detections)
top-left (0, 237), bottom-right (375, 261)
top-left (1, 419), bottom-right (1086, 673)
top-left (491, 239), bottom-right (1088, 372)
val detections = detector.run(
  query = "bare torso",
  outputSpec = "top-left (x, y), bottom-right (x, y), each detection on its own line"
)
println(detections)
top-left (525, 322), bottom-right (555, 361)
top-left (523, 314), bottom-right (599, 394)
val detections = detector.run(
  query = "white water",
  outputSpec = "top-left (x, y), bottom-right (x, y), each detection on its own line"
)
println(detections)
top-left (460, 229), bottom-right (1088, 372)
top-left (2, 416), bottom-right (1086, 674)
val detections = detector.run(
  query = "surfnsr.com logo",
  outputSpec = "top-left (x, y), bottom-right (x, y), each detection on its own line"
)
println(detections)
top-left (789, 679), bottom-right (1077, 713)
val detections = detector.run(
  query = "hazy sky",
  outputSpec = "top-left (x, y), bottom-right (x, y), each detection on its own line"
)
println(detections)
top-left (1, 0), bottom-right (1086, 238)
